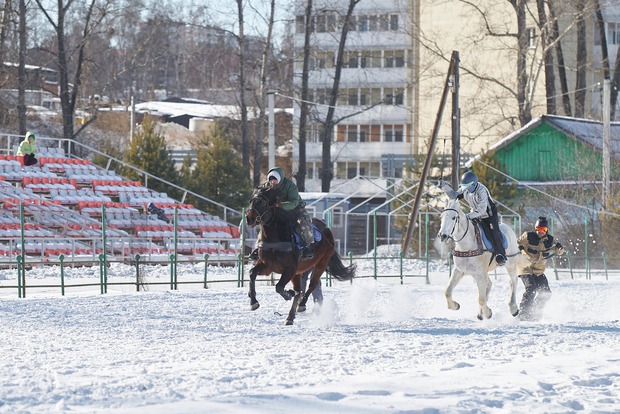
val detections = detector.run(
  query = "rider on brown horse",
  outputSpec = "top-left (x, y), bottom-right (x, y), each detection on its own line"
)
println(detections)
top-left (249, 167), bottom-right (314, 259)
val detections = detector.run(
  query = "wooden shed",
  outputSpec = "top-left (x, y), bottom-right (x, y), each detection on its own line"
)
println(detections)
top-left (477, 115), bottom-right (620, 183)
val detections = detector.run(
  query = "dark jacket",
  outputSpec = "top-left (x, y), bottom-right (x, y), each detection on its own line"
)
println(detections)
top-left (517, 231), bottom-right (563, 275)
top-left (265, 167), bottom-right (303, 211)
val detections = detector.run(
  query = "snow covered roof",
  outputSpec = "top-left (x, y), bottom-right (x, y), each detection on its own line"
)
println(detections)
top-left (135, 99), bottom-right (293, 122)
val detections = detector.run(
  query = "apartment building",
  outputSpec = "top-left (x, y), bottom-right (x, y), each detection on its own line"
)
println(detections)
top-left (292, 0), bottom-right (415, 196)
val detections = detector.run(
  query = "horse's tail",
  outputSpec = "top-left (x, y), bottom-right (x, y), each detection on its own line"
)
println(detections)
top-left (327, 252), bottom-right (356, 282)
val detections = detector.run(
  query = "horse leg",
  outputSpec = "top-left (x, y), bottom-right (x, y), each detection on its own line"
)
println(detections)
top-left (475, 273), bottom-right (493, 320)
top-left (445, 267), bottom-right (464, 311)
top-left (248, 264), bottom-right (264, 311)
top-left (275, 279), bottom-right (296, 301)
top-left (285, 291), bottom-right (302, 325)
top-left (508, 271), bottom-right (520, 317)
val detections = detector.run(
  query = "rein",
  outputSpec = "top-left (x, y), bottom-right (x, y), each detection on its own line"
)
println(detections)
top-left (443, 208), bottom-right (470, 243)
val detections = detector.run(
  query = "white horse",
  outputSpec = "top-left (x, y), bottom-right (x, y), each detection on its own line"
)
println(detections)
top-left (438, 198), bottom-right (520, 320)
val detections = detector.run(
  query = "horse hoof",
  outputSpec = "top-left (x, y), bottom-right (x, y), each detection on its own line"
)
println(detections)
top-left (512, 309), bottom-right (519, 317)
top-left (297, 305), bottom-right (306, 313)
top-left (285, 319), bottom-right (294, 325)
top-left (448, 302), bottom-right (460, 311)
top-left (250, 302), bottom-right (260, 311)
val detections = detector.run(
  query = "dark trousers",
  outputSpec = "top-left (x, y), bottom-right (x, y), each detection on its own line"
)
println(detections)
top-left (519, 274), bottom-right (551, 320)
top-left (481, 215), bottom-right (506, 257)
top-left (301, 269), bottom-right (323, 303)
top-left (23, 154), bottom-right (37, 166)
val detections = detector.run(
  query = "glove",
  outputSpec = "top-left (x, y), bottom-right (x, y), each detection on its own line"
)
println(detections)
top-left (440, 181), bottom-right (458, 200)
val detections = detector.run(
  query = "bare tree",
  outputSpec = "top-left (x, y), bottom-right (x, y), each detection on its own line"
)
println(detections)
top-left (235, 0), bottom-right (250, 180)
top-left (294, 0), bottom-right (313, 192)
top-left (319, 0), bottom-right (361, 192)
top-left (17, 0), bottom-right (26, 133)
top-left (573, 0), bottom-right (587, 118)
top-left (33, 0), bottom-right (114, 141)
top-left (537, 0), bottom-right (556, 114)
top-left (549, 0), bottom-right (572, 115)
top-left (252, 0), bottom-right (275, 187)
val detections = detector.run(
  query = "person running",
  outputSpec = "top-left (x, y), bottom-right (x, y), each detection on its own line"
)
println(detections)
top-left (516, 216), bottom-right (565, 321)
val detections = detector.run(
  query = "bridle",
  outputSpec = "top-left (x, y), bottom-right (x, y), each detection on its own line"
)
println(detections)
top-left (248, 193), bottom-right (276, 226)
top-left (440, 208), bottom-right (470, 243)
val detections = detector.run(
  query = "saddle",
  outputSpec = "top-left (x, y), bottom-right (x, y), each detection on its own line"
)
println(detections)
top-left (293, 224), bottom-right (322, 251)
top-left (452, 221), bottom-right (507, 258)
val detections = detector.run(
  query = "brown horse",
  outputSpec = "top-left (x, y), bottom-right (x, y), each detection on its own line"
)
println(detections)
top-left (245, 186), bottom-right (356, 325)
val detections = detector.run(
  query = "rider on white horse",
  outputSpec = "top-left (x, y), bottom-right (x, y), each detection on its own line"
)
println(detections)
top-left (442, 172), bottom-right (507, 266)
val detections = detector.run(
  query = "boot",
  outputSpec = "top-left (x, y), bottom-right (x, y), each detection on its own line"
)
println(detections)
top-left (249, 248), bottom-right (259, 260)
top-left (301, 246), bottom-right (313, 258)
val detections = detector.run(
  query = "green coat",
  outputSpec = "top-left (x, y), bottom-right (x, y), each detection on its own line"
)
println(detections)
top-left (17, 134), bottom-right (36, 156)
top-left (265, 167), bottom-right (302, 211)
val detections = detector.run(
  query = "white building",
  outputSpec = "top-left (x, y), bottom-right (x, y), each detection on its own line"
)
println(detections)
top-left (292, 0), bottom-right (415, 197)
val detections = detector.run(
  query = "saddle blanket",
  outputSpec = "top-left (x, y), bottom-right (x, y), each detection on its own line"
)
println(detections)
top-left (478, 223), bottom-right (508, 251)
top-left (293, 224), bottom-right (322, 250)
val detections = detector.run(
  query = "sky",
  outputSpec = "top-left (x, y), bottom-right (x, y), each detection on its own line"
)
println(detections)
top-left (1, 253), bottom-right (619, 414)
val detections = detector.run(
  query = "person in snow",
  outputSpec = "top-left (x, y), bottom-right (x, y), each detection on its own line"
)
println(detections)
top-left (147, 203), bottom-right (169, 223)
top-left (17, 131), bottom-right (37, 166)
top-left (249, 166), bottom-right (314, 259)
top-left (516, 216), bottom-right (565, 320)
top-left (442, 171), bottom-right (507, 266)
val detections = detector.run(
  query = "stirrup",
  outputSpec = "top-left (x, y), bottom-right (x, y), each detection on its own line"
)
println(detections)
top-left (495, 254), bottom-right (506, 266)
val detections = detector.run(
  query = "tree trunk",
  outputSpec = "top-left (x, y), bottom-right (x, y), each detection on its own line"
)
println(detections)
top-left (549, 0), bottom-right (572, 115)
top-left (537, 0), bottom-right (556, 115)
top-left (320, 0), bottom-right (360, 192)
top-left (237, 0), bottom-right (250, 180)
top-left (17, 0), bottom-right (26, 134)
top-left (295, 0), bottom-right (313, 192)
top-left (574, 0), bottom-right (587, 118)
top-left (512, 0), bottom-right (531, 126)
top-left (253, 0), bottom-right (275, 187)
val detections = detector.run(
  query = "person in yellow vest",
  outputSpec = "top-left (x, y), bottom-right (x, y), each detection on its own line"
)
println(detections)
top-left (17, 131), bottom-right (37, 166)
top-left (516, 216), bottom-right (565, 320)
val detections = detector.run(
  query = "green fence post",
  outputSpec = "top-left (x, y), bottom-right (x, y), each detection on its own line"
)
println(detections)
top-left (399, 251), bottom-right (403, 285)
top-left (101, 204), bottom-right (108, 293)
top-left (59, 254), bottom-right (65, 296)
top-left (373, 211), bottom-right (377, 280)
top-left (203, 253), bottom-right (210, 289)
top-left (173, 207), bottom-right (178, 288)
top-left (584, 217), bottom-right (590, 280)
top-left (602, 252), bottom-right (608, 281)
top-left (134, 254), bottom-right (141, 292)
top-left (425, 213), bottom-right (430, 284)
top-left (237, 254), bottom-right (243, 288)
top-left (566, 250), bottom-right (574, 280)
top-left (16, 254), bottom-right (23, 298)
top-left (19, 202), bottom-right (26, 298)
top-left (98, 254), bottom-right (105, 294)
top-left (240, 208), bottom-right (246, 288)
top-left (169, 254), bottom-right (176, 290)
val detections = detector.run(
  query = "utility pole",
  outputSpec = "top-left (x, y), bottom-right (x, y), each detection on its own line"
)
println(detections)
top-left (401, 51), bottom-right (459, 255)
top-left (268, 90), bottom-right (275, 170)
top-left (602, 79), bottom-right (611, 210)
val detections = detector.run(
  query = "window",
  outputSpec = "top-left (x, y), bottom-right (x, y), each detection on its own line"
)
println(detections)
top-left (336, 162), bottom-right (347, 179)
top-left (327, 14), bottom-right (337, 32)
top-left (296, 16), bottom-right (305, 34)
top-left (390, 15), bottom-right (399, 31)
top-left (358, 16), bottom-right (368, 32)
top-left (360, 88), bottom-right (369, 106)
top-left (331, 207), bottom-right (343, 227)
top-left (371, 51), bottom-right (382, 68)
top-left (394, 129), bottom-right (403, 142)
top-left (369, 15), bottom-right (378, 31)
top-left (610, 22), bottom-right (619, 45)
top-left (526, 27), bottom-right (537, 49)
top-left (316, 14), bottom-right (326, 33)
top-left (385, 51), bottom-right (405, 68)
top-left (347, 130), bottom-right (357, 142)
top-left (348, 92), bottom-right (358, 106)
top-left (359, 126), bottom-right (368, 142)
top-left (347, 165), bottom-right (357, 179)
top-left (385, 130), bottom-right (393, 142)
top-left (379, 14), bottom-right (389, 31)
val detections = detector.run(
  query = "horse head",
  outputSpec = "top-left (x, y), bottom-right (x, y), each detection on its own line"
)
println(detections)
top-left (246, 185), bottom-right (281, 227)
top-left (438, 198), bottom-right (464, 243)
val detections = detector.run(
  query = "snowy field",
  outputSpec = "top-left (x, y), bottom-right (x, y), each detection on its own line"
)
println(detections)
top-left (1, 257), bottom-right (619, 414)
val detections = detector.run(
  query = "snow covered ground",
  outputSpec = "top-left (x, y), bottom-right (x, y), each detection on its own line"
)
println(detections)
top-left (1, 256), bottom-right (619, 413)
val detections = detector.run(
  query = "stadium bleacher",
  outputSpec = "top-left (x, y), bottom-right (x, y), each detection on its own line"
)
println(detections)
top-left (0, 149), bottom-right (242, 265)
